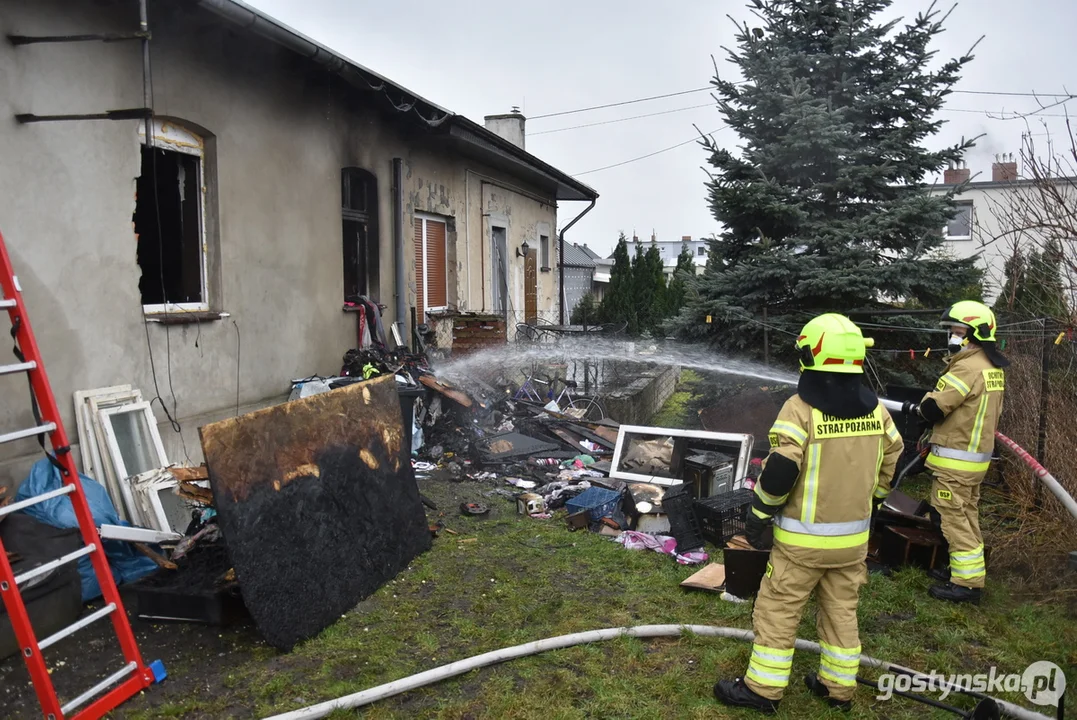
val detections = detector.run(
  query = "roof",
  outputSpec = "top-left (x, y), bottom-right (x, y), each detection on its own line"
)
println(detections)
top-left (196, 0), bottom-right (598, 202)
top-left (578, 244), bottom-right (602, 261)
top-left (927, 176), bottom-right (1077, 192)
top-left (561, 244), bottom-right (597, 268)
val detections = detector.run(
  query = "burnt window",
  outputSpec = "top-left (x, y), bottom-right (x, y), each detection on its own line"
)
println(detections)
top-left (135, 120), bottom-right (207, 310)
top-left (342, 168), bottom-right (378, 301)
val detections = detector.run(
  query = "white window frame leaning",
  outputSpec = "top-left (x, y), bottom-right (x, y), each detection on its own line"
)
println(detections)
top-left (138, 118), bottom-right (210, 313)
top-left (98, 401), bottom-right (169, 523)
top-left (415, 213), bottom-right (449, 313)
top-left (609, 425), bottom-right (754, 488)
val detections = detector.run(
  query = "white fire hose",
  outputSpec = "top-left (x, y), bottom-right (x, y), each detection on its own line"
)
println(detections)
top-left (262, 624), bottom-right (1053, 720)
top-left (878, 398), bottom-right (1077, 524)
top-left (262, 400), bottom-right (1072, 720)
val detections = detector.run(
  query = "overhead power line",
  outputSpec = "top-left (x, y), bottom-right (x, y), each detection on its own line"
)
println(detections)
top-left (572, 126), bottom-right (727, 177)
top-left (530, 87), bottom-right (713, 120)
top-left (531, 103), bottom-right (715, 136)
top-left (530, 86), bottom-right (1076, 122)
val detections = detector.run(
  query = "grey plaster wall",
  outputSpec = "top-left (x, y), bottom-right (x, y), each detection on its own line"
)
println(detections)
top-left (0, 0), bottom-right (560, 491)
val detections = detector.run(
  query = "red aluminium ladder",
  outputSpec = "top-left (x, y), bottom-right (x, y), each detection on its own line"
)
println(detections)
top-left (0, 230), bottom-right (164, 719)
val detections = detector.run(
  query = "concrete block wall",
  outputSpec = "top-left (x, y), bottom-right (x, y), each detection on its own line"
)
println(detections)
top-left (604, 364), bottom-right (680, 426)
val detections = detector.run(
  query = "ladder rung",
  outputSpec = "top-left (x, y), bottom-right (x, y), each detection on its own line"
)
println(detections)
top-left (38, 603), bottom-right (116, 650)
top-left (0, 422), bottom-right (56, 445)
top-left (60, 662), bottom-right (138, 716)
top-left (14, 545), bottom-right (96, 587)
top-left (0, 298), bottom-right (15, 309)
top-left (0, 361), bottom-right (36, 376)
top-left (0, 484), bottom-right (75, 519)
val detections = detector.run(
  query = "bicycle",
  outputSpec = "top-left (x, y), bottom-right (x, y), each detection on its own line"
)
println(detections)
top-left (513, 367), bottom-right (607, 421)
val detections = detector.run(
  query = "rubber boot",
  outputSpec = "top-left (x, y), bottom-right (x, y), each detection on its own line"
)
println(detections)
top-left (928, 566), bottom-right (951, 582)
top-left (713, 677), bottom-right (780, 714)
top-left (804, 674), bottom-right (852, 712)
top-left (929, 581), bottom-right (982, 605)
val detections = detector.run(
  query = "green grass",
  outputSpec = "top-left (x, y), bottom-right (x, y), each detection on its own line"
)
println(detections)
top-left (116, 475), bottom-right (1075, 720)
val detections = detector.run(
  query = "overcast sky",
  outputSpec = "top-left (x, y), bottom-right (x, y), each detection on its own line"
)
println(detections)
top-left (248, 0), bottom-right (1076, 257)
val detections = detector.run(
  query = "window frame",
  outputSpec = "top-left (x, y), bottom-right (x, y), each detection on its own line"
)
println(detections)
top-left (137, 118), bottom-right (209, 313)
top-left (341, 167), bottom-right (378, 301)
top-left (944, 200), bottom-right (974, 241)
top-left (415, 213), bottom-right (449, 315)
top-left (540, 234), bottom-right (550, 271)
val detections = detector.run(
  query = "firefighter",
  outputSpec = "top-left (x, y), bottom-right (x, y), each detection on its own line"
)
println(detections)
top-left (902, 300), bottom-right (1008, 605)
top-left (714, 313), bottom-right (904, 714)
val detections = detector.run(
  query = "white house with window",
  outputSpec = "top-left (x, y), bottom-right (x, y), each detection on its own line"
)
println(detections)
top-left (0, 0), bottom-right (596, 492)
top-left (933, 158), bottom-right (1076, 304)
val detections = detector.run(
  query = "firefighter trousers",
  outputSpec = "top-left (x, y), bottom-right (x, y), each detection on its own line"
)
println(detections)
top-left (744, 542), bottom-right (868, 702)
top-left (929, 468), bottom-right (987, 589)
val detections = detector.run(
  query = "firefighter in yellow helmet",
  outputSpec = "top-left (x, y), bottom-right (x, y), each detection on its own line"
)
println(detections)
top-left (902, 300), bottom-right (1008, 604)
top-left (714, 313), bottom-right (904, 715)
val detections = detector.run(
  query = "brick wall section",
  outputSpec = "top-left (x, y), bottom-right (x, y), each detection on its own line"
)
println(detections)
top-left (604, 364), bottom-right (681, 425)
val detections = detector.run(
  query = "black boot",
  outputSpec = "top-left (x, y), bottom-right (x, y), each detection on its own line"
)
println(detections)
top-left (929, 581), bottom-right (982, 605)
top-left (928, 566), bottom-right (951, 582)
top-left (805, 674), bottom-right (853, 712)
top-left (713, 677), bottom-right (780, 714)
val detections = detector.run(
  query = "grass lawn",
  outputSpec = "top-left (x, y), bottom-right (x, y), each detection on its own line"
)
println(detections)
top-left (110, 469), bottom-right (1075, 720)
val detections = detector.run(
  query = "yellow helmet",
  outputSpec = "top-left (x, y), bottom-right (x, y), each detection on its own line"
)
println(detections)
top-left (795, 313), bottom-right (874, 374)
top-left (940, 300), bottom-right (997, 342)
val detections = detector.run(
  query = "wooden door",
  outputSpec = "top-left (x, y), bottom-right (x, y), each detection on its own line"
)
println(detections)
top-left (524, 249), bottom-right (537, 323)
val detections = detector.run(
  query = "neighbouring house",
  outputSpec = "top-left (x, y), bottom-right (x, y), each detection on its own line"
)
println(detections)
top-left (933, 157), bottom-right (1076, 304)
top-left (560, 243), bottom-right (597, 321)
top-left (0, 0), bottom-right (597, 491)
top-left (590, 233), bottom-right (706, 301)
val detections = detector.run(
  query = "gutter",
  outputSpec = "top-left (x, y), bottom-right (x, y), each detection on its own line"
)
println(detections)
top-left (558, 200), bottom-right (596, 324)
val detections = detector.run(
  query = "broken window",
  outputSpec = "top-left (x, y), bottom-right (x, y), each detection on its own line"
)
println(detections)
top-left (342, 168), bottom-right (378, 301)
top-left (414, 214), bottom-right (448, 318)
top-left (491, 226), bottom-right (508, 316)
top-left (945, 201), bottom-right (974, 240)
top-left (135, 119), bottom-right (208, 311)
top-left (540, 234), bottom-right (550, 269)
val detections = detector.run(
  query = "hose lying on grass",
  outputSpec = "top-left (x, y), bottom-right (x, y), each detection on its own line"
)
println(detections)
top-left (261, 625), bottom-right (1054, 720)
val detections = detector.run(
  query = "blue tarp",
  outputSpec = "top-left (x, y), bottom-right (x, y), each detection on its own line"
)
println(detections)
top-left (15, 459), bottom-right (159, 602)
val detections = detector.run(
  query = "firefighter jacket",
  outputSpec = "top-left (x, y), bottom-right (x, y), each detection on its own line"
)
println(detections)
top-left (922, 345), bottom-right (1005, 475)
top-left (754, 394), bottom-right (904, 567)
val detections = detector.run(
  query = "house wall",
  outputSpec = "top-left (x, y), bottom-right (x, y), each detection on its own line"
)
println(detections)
top-left (0, 0), bottom-right (558, 492)
top-left (562, 267), bottom-right (594, 321)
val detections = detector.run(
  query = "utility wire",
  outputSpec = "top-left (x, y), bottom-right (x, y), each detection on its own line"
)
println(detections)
top-left (530, 86), bottom-right (1076, 121)
top-left (531, 103), bottom-right (715, 136)
top-left (573, 126), bottom-right (728, 177)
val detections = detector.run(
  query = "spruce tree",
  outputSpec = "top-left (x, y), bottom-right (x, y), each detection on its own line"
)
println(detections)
top-left (598, 235), bottom-right (636, 330)
top-left (666, 246), bottom-right (697, 316)
top-left (672, 0), bottom-right (983, 363)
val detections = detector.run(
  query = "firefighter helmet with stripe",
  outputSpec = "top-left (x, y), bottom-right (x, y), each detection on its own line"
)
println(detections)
top-left (795, 313), bottom-right (875, 374)
top-left (940, 300), bottom-right (997, 343)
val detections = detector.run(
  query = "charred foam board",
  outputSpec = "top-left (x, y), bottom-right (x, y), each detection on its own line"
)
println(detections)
top-left (199, 375), bottom-right (431, 650)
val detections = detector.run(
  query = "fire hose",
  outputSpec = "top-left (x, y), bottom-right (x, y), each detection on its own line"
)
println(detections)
top-left (261, 625), bottom-right (1055, 720)
top-left (262, 401), bottom-right (1073, 720)
top-left (877, 398), bottom-right (1077, 524)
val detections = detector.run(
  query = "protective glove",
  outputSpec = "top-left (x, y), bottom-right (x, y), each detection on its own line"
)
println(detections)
top-left (870, 495), bottom-right (884, 523)
top-left (745, 514), bottom-right (773, 551)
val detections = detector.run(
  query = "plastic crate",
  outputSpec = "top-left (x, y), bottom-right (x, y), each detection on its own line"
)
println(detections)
top-left (693, 489), bottom-right (754, 546)
top-left (565, 487), bottom-right (623, 521)
top-left (661, 484), bottom-right (706, 552)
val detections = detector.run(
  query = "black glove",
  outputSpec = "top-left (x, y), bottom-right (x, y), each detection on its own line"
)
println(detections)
top-left (745, 514), bottom-right (773, 551)
top-left (871, 495), bottom-right (884, 522)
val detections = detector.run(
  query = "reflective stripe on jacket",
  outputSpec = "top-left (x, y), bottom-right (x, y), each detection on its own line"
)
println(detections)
top-left (923, 346), bottom-right (1005, 471)
top-left (762, 394), bottom-right (904, 566)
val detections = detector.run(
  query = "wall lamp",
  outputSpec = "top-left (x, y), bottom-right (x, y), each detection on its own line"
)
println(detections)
top-left (516, 240), bottom-right (530, 258)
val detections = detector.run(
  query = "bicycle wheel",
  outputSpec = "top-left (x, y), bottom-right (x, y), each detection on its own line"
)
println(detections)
top-left (564, 395), bottom-right (607, 422)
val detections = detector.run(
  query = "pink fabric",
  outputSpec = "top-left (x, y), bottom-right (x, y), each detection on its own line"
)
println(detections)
top-left (615, 530), bottom-right (708, 565)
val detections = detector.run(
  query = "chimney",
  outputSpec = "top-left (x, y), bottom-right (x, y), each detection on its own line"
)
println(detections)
top-left (651, 230), bottom-right (656, 243)
top-left (944, 159), bottom-right (970, 185)
top-left (682, 235), bottom-right (692, 241)
top-left (632, 233), bottom-right (639, 243)
top-left (992, 153), bottom-right (1018, 182)
top-left (483, 107), bottom-right (526, 150)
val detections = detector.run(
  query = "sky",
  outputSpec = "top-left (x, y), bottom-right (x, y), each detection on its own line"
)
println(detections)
top-left (247, 0), bottom-right (1076, 257)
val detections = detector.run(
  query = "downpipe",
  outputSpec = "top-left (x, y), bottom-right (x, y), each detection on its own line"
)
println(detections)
top-left (878, 398), bottom-right (1077, 524)
top-left (261, 625), bottom-right (1054, 720)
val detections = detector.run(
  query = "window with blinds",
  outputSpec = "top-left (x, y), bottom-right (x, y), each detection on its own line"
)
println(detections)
top-left (414, 215), bottom-right (448, 318)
